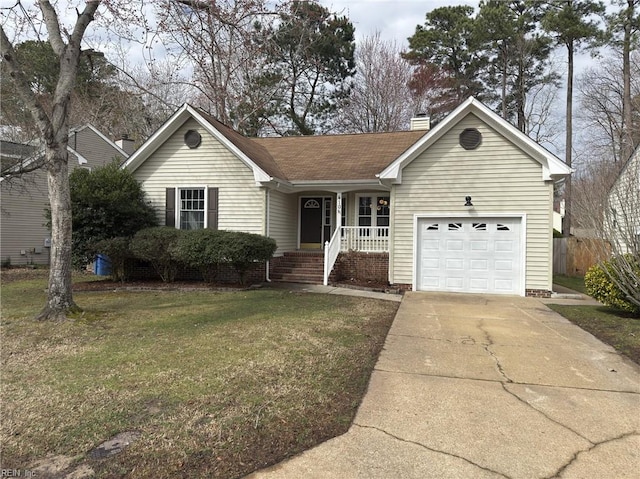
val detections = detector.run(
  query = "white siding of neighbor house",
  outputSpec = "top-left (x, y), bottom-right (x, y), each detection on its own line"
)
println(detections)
top-left (0, 127), bottom-right (123, 266)
top-left (390, 113), bottom-right (554, 291)
top-left (608, 150), bottom-right (639, 254)
top-left (268, 189), bottom-right (298, 254)
top-left (132, 118), bottom-right (265, 234)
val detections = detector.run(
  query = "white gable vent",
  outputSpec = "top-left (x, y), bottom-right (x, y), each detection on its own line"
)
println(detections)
top-left (459, 128), bottom-right (482, 150)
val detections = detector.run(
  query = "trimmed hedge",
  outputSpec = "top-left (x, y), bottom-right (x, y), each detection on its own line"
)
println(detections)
top-left (585, 255), bottom-right (640, 315)
top-left (218, 231), bottom-right (277, 284)
top-left (170, 229), bottom-right (227, 283)
top-left (131, 227), bottom-right (277, 284)
top-left (130, 227), bottom-right (182, 282)
top-left (93, 237), bottom-right (132, 282)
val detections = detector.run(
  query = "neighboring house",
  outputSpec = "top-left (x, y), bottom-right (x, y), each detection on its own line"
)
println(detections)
top-left (553, 199), bottom-right (564, 234)
top-left (606, 146), bottom-right (640, 254)
top-left (123, 97), bottom-right (572, 296)
top-left (1, 125), bottom-right (133, 266)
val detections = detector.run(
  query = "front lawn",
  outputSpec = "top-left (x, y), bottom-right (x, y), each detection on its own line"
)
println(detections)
top-left (0, 271), bottom-right (398, 478)
top-left (547, 304), bottom-right (640, 364)
top-left (553, 274), bottom-right (587, 294)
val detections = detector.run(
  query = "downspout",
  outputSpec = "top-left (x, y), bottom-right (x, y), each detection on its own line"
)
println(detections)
top-left (265, 187), bottom-right (271, 282)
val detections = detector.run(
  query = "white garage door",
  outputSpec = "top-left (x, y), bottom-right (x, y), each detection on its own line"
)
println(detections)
top-left (417, 217), bottom-right (522, 294)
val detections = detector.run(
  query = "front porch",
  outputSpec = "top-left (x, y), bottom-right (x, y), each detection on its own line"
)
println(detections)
top-left (270, 226), bottom-right (390, 286)
top-left (269, 190), bottom-right (392, 286)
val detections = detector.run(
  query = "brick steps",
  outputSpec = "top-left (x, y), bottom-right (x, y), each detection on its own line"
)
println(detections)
top-left (271, 252), bottom-right (325, 284)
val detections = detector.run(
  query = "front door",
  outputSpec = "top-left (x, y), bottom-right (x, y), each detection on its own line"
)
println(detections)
top-left (300, 197), bottom-right (330, 249)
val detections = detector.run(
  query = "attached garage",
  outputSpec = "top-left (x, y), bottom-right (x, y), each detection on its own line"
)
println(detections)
top-left (415, 216), bottom-right (524, 295)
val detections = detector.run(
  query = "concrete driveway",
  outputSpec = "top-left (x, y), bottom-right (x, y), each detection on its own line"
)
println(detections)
top-left (247, 292), bottom-right (640, 479)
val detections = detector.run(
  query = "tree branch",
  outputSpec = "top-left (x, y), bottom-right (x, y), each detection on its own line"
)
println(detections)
top-left (38, 0), bottom-right (65, 55)
top-left (0, 25), bottom-right (53, 142)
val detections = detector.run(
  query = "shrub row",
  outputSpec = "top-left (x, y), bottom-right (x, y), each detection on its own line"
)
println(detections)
top-left (585, 254), bottom-right (640, 315)
top-left (94, 227), bottom-right (277, 285)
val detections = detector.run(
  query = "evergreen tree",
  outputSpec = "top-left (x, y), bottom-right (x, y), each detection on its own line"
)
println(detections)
top-left (403, 5), bottom-right (486, 113)
top-left (264, 1), bottom-right (355, 135)
top-left (542, 0), bottom-right (605, 236)
top-left (67, 161), bottom-right (158, 268)
top-left (477, 1), bottom-right (556, 131)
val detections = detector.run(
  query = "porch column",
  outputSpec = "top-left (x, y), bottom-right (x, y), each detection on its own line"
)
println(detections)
top-left (336, 192), bottom-right (342, 238)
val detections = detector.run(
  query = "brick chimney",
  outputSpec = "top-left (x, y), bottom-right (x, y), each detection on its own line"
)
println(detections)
top-left (410, 113), bottom-right (430, 131)
top-left (115, 134), bottom-right (135, 156)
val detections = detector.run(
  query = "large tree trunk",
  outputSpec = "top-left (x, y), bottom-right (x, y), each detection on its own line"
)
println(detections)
top-left (621, 0), bottom-right (634, 160)
top-left (563, 42), bottom-right (574, 237)
top-left (36, 143), bottom-right (80, 321)
top-left (1, 0), bottom-right (101, 321)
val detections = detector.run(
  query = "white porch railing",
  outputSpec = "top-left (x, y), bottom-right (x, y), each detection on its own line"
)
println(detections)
top-left (323, 226), bottom-right (390, 285)
top-left (340, 226), bottom-right (390, 252)
top-left (323, 227), bottom-right (342, 286)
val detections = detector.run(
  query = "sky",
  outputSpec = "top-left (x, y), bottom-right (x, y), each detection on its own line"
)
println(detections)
top-left (318, 0), bottom-right (478, 46)
top-left (2, 0), bottom-right (605, 157)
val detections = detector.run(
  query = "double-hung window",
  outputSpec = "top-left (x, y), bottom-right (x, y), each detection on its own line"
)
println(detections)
top-left (165, 187), bottom-right (218, 230)
top-left (180, 188), bottom-right (205, 230)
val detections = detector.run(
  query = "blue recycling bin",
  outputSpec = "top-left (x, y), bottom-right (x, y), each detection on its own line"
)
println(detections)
top-left (95, 254), bottom-right (112, 276)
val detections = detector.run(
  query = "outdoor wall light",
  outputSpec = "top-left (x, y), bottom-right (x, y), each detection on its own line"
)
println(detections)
top-left (465, 196), bottom-right (473, 207)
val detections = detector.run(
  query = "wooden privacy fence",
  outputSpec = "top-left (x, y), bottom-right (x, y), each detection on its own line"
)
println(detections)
top-left (553, 237), bottom-right (611, 276)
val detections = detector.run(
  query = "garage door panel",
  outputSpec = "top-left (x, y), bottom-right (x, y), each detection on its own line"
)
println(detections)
top-left (495, 260), bottom-right (514, 271)
top-left (421, 276), bottom-right (440, 288)
top-left (422, 258), bottom-right (439, 269)
top-left (445, 277), bottom-right (464, 289)
top-left (470, 278), bottom-right (489, 289)
top-left (470, 259), bottom-right (488, 271)
top-left (446, 258), bottom-right (464, 270)
top-left (417, 217), bottom-right (522, 295)
top-left (494, 279), bottom-right (515, 291)
top-left (422, 239), bottom-right (440, 250)
top-left (495, 240), bottom-right (515, 252)
top-left (446, 240), bottom-right (463, 251)
top-left (471, 240), bottom-right (488, 251)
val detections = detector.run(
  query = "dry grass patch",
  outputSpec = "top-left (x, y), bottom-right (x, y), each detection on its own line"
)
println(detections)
top-left (1, 272), bottom-right (398, 478)
top-left (548, 304), bottom-right (640, 364)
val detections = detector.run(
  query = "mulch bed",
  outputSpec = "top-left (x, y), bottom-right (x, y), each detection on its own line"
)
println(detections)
top-left (1, 267), bottom-right (394, 294)
top-left (72, 279), bottom-right (251, 292)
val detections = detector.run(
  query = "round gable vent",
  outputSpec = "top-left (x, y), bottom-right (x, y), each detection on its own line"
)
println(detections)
top-left (184, 129), bottom-right (202, 149)
top-left (459, 128), bottom-right (482, 150)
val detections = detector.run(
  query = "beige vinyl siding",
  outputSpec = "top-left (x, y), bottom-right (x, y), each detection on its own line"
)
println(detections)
top-left (1, 169), bottom-right (51, 265)
top-left (268, 189), bottom-right (297, 254)
top-left (132, 118), bottom-right (265, 234)
top-left (391, 113), bottom-right (554, 291)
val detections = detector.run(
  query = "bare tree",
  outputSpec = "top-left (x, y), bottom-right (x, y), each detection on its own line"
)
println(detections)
top-left (155, 0), bottom-right (280, 135)
top-left (577, 51), bottom-right (640, 164)
top-left (0, 0), bottom-right (152, 320)
top-left (110, 57), bottom-right (194, 140)
top-left (606, 0), bottom-right (640, 161)
top-left (339, 33), bottom-right (419, 133)
top-left (574, 152), bottom-right (639, 309)
top-left (523, 55), bottom-right (563, 149)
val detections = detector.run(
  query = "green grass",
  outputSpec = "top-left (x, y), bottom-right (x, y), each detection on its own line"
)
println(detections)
top-left (553, 274), bottom-right (587, 294)
top-left (1, 271), bottom-right (398, 478)
top-left (548, 304), bottom-right (640, 364)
